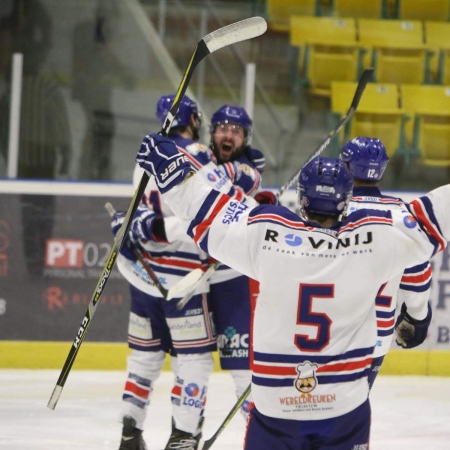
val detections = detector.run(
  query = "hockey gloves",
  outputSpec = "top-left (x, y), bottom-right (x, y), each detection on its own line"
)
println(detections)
top-left (129, 205), bottom-right (167, 242)
top-left (395, 302), bottom-right (432, 349)
top-left (110, 211), bottom-right (137, 262)
top-left (255, 190), bottom-right (279, 205)
top-left (244, 146), bottom-right (266, 173)
top-left (136, 133), bottom-right (193, 193)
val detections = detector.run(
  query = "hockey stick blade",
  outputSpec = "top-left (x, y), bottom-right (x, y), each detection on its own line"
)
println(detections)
top-left (47, 17), bottom-right (267, 411)
top-left (160, 16), bottom-right (267, 136)
top-left (104, 202), bottom-right (168, 299)
top-left (166, 268), bottom-right (204, 300)
top-left (278, 67), bottom-right (374, 198)
top-left (176, 262), bottom-right (221, 310)
top-left (197, 384), bottom-right (251, 450)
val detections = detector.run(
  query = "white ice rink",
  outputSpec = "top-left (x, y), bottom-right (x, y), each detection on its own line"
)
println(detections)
top-left (1, 370), bottom-right (450, 449)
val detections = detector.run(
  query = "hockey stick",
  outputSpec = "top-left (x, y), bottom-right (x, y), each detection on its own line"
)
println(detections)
top-left (169, 68), bottom-right (374, 304)
top-left (104, 202), bottom-right (169, 299)
top-left (47, 16), bottom-right (267, 410)
top-left (197, 383), bottom-right (251, 450)
top-left (278, 67), bottom-right (374, 198)
top-left (175, 261), bottom-right (221, 310)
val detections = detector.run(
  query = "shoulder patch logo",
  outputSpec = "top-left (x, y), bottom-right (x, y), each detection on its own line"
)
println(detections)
top-left (403, 215), bottom-right (418, 229)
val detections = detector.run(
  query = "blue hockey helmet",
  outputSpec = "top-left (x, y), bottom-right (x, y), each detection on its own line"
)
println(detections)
top-left (340, 137), bottom-right (389, 181)
top-left (156, 94), bottom-right (201, 128)
top-left (210, 105), bottom-right (252, 137)
top-left (298, 157), bottom-right (353, 216)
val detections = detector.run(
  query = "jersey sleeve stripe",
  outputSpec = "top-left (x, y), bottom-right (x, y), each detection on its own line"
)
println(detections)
top-left (189, 191), bottom-right (230, 245)
top-left (179, 147), bottom-right (203, 170)
top-left (410, 196), bottom-right (446, 253)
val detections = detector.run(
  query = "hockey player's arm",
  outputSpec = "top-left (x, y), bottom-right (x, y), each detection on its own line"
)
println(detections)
top-left (136, 133), bottom-right (258, 278)
top-left (398, 261), bottom-right (432, 321)
top-left (409, 185), bottom-right (450, 256)
top-left (165, 176), bottom-right (258, 279)
top-left (222, 160), bottom-right (261, 197)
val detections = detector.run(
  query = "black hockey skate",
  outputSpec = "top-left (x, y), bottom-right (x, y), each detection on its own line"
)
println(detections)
top-left (119, 416), bottom-right (148, 450)
top-left (164, 417), bottom-right (203, 450)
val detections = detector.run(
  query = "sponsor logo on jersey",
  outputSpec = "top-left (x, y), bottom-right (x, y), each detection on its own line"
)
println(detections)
top-left (295, 362), bottom-right (318, 394)
top-left (285, 234), bottom-right (302, 247)
top-left (222, 201), bottom-right (248, 225)
top-left (207, 173), bottom-right (217, 182)
top-left (403, 214), bottom-right (418, 229)
top-left (265, 229), bottom-right (373, 250)
top-left (218, 326), bottom-right (249, 358)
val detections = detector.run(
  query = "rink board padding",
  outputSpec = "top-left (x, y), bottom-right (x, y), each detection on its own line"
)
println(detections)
top-left (0, 342), bottom-right (449, 376)
top-left (0, 181), bottom-right (450, 373)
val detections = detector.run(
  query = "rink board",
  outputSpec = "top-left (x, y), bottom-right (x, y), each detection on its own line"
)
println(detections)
top-left (0, 180), bottom-right (450, 375)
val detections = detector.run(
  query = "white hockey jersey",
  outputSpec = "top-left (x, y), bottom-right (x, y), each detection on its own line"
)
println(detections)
top-left (162, 175), bottom-right (450, 421)
top-left (117, 135), bottom-right (259, 296)
top-left (348, 186), bottom-right (432, 358)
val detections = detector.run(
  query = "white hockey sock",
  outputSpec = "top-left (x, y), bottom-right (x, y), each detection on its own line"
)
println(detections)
top-left (172, 352), bottom-right (214, 434)
top-left (230, 369), bottom-right (253, 420)
top-left (120, 349), bottom-right (165, 430)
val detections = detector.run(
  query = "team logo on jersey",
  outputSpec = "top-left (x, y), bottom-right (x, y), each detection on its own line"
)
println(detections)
top-left (184, 383), bottom-right (200, 397)
top-left (185, 143), bottom-right (208, 155)
top-left (285, 234), bottom-right (302, 246)
top-left (294, 362), bottom-right (318, 393)
top-left (403, 215), bottom-right (418, 229)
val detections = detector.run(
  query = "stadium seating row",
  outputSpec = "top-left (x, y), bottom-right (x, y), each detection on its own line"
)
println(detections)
top-left (331, 83), bottom-right (450, 167)
top-left (266, 0), bottom-right (450, 32)
top-left (289, 17), bottom-right (450, 96)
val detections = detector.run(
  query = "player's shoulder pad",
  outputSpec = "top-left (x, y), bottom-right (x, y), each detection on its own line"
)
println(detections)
top-left (342, 208), bottom-right (394, 230)
top-left (248, 204), bottom-right (301, 222)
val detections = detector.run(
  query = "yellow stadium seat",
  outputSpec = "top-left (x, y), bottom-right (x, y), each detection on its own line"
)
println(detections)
top-left (358, 19), bottom-right (430, 85)
top-left (331, 81), bottom-right (407, 156)
top-left (400, 84), bottom-right (450, 166)
top-left (290, 17), bottom-right (363, 96)
top-left (397, 0), bottom-right (450, 21)
top-left (332, 0), bottom-right (386, 19)
top-left (439, 50), bottom-right (450, 85)
top-left (290, 16), bottom-right (357, 47)
top-left (266, 0), bottom-right (320, 32)
top-left (425, 21), bottom-right (450, 84)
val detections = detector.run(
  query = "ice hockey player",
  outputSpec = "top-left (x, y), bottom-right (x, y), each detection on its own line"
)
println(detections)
top-left (341, 136), bottom-right (432, 389)
top-left (134, 132), bottom-right (450, 449)
top-left (115, 97), bottom-right (266, 449)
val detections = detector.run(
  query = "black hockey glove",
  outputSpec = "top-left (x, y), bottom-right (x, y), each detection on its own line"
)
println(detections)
top-left (395, 302), bottom-right (432, 349)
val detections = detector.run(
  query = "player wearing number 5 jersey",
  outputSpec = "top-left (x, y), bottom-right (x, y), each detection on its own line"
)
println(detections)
top-left (135, 132), bottom-right (450, 449)
top-left (341, 137), bottom-right (433, 389)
